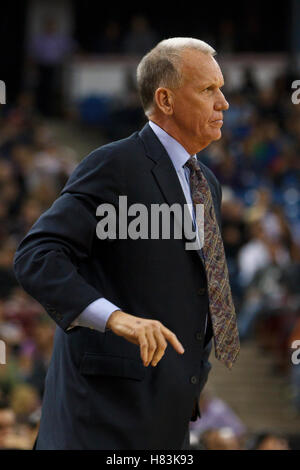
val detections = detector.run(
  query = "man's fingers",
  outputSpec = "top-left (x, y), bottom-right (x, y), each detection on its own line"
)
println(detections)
top-left (145, 328), bottom-right (157, 366)
top-left (151, 329), bottom-right (167, 366)
top-left (112, 313), bottom-right (184, 366)
top-left (138, 330), bottom-right (148, 365)
top-left (139, 323), bottom-right (184, 366)
top-left (161, 325), bottom-right (185, 354)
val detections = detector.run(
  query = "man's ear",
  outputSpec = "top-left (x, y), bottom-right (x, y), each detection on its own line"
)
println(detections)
top-left (154, 88), bottom-right (174, 115)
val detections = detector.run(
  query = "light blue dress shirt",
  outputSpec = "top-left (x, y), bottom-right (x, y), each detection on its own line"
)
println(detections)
top-left (73, 120), bottom-right (205, 332)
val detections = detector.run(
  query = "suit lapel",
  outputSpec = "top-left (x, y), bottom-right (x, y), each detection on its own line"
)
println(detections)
top-left (138, 123), bottom-right (205, 266)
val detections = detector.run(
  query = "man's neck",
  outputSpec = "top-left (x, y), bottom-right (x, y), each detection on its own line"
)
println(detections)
top-left (148, 117), bottom-right (206, 155)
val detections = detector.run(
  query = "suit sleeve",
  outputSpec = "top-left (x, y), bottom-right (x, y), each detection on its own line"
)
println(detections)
top-left (13, 147), bottom-right (124, 332)
top-left (13, 192), bottom-right (103, 331)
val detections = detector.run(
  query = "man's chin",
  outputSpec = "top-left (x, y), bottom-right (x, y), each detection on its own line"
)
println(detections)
top-left (196, 130), bottom-right (222, 152)
top-left (206, 125), bottom-right (223, 142)
top-left (212, 129), bottom-right (222, 141)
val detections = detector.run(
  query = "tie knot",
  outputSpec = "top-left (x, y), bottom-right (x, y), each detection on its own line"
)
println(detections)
top-left (184, 156), bottom-right (200, 173)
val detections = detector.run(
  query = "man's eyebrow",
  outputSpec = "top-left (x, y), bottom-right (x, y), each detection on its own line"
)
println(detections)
top-left (199, 81), bottom-right (224, 90)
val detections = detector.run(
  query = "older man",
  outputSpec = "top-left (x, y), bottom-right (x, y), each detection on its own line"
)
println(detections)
top-left (13, 38), bottom-right (239, 450)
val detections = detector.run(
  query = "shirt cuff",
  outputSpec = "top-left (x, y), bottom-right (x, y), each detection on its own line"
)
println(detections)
top-left (68, 298), bottom-right (120, 332)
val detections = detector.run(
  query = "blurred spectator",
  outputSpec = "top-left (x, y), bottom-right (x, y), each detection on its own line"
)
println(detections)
top-left (218, 19), bottom-right (236, 54)
top-left (95, 20), bottom-right (122, 54)
top-left (10, 383), bottom-right (40, 423)
top-left (241, 13), bottom-right (262, 52)
top-left (219, 190), bottom-right (247, 303)
top-left (199, 428), bottom-right (243, 450)
top-left (123, 15), bottom-right (158, 56)
top-left (0, 399), bottom-right (16, 449)
top-left (249, 431), bottom-right (290, 450)
top-left (108, 70), bottom-right (146, 139)
top-left (25, 315), bottom-right (55, 399)
top-left (27, 17), bottom-right (75, 116)
top-left (237, 219), bottom-right (290, 289)
top-left (240, 68), bottom-right (259, 102)
top-left (11, 198), bottom-right (43, 243)
top-left (0, 238), bottom-right (19, 299)
top-left (190, 389), bottom-right (246, 442)
top-left (0, 397), bottom-right (37, 449)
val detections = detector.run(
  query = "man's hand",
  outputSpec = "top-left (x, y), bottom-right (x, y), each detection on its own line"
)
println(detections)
top-left (106, 310), bottom-right (185, 367)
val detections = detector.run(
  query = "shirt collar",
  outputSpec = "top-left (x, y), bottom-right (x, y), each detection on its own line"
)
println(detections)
top-left (149, 121), bottom-right (196, 171)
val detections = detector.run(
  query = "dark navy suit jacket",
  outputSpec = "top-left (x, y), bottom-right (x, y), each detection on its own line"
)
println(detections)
top-left (13, 123), bottom-right (222, 449)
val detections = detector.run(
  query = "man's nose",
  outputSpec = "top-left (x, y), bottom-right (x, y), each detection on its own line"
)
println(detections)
top-left (215, 91), bottom-right (229, 111)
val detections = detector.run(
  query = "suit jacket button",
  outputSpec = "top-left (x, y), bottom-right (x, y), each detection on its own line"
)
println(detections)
top-left (195, 332), bottom-right (203, 341)
top-left (190, 376), bottom-right (198, 385)
top-left (197, 287), bottom-right (206, 295)
top-left (56, 313), bottom-right (62, 320)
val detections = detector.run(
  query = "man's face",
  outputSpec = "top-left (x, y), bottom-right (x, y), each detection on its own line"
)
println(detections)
top-left (171, 49), bottom-right (229, 153)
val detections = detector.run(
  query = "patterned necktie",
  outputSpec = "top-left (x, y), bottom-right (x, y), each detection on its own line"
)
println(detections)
top-left (184, 156), bottom-right (240, 369)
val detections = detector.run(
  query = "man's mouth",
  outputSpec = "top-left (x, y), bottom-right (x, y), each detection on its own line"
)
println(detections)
top-left (210, 119), bottom-right (223, 127)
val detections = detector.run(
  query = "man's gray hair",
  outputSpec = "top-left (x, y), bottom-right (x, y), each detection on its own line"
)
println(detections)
top-left (136, 37), bottom-right (216, 116)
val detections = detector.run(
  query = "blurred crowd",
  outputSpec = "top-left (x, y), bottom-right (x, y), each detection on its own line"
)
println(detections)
top-left (207, 72), bottom-right (300, 407)
top-left (0, 91), bottom-right (78, 449)
top-left (187, 68), bottom-right (300, 450)
top-left (0, 20), bottom-right (300, 448)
